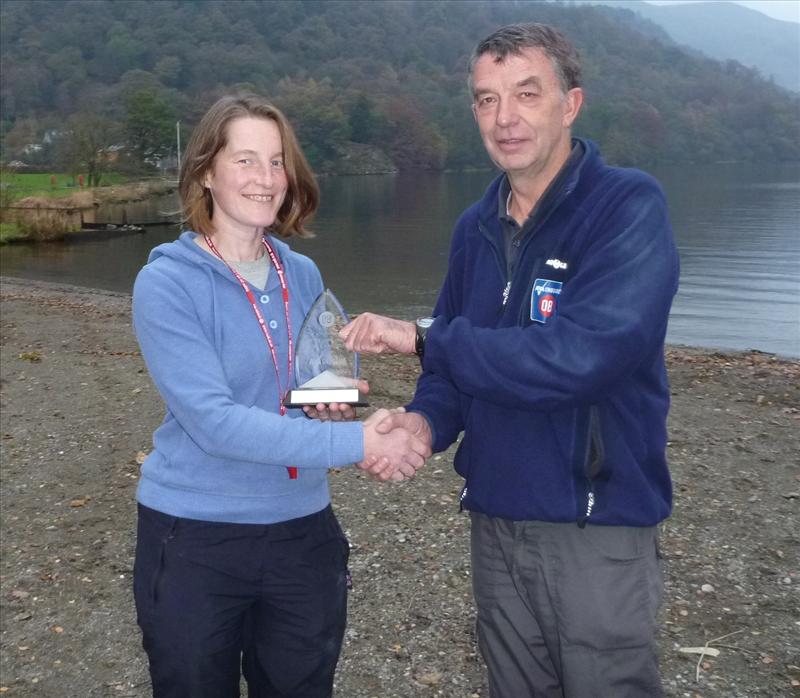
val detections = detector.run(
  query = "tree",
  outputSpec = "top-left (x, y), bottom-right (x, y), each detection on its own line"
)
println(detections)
top-left (125, 89), bottom-right (176, 166)
top-left (380, 98), bottom-right (447, 170)
top-left (58, 112), bottom-right (118, 187)
top-left (348, 94), bottom-right (379, 144)
top-left (2, 116), bottom-right (41, 159)
top-left (275, 79), bottom-right (350, 167)
top-left (154, 56), bottom-right (182, 86)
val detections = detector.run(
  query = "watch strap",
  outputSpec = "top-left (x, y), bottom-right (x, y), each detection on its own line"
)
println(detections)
top-left (415, 317), bottom-right (434, 359)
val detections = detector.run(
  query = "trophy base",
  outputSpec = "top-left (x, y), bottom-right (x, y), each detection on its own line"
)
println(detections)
top-left (284, 387), bottom-right (369, 408)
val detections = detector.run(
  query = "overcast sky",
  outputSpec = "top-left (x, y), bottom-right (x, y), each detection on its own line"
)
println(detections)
top-left (645, 0), bottom-right (800, 23)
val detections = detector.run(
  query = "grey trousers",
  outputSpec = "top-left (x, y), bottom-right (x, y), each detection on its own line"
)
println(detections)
top-left (470, 512), bottom-right (664, 698)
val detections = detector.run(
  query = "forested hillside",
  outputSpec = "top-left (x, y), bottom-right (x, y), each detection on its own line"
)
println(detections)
top-left (1, 0), bottom-right (798, 172)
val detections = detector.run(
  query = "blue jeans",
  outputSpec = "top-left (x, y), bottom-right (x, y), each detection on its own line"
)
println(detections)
top-left (133, 503), bottom-right (349, 698)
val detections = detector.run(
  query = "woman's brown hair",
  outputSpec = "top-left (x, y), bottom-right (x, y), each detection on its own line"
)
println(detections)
top-left (179, 94), bottom-right (319, 238)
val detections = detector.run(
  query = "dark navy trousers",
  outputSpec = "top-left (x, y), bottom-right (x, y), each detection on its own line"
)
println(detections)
top-left (133, 503), bottom-right (350, 698)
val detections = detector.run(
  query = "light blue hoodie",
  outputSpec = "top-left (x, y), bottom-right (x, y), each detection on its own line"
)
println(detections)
top-left (132, 231), bottom-right (364, 524)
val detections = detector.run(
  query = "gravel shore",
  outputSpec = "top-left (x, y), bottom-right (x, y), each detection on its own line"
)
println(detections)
top-left (1, 277), bottom-right (798, 697)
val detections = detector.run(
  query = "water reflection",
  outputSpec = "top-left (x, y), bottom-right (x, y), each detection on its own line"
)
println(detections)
top-left (1, 166), bottom-right (798, 357)
top-left (654, 163), bottom-right (800, 357)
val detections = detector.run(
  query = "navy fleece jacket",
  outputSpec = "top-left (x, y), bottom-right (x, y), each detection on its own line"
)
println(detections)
top-left (408, 139), bottom-right (679, 526)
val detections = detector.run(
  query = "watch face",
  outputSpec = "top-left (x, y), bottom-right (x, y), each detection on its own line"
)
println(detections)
top-left (417, 317), bottom-right (435, 329)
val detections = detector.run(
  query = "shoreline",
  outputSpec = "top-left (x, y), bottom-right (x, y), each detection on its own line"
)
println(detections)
top-left (8, 179), bottom-right (177, 209)
top-left (1, 277), bottom-right (798, 697)
top-left (0, 180), bottom-right (178, 244)
top-left (2, 275), bottom-right (798, 361)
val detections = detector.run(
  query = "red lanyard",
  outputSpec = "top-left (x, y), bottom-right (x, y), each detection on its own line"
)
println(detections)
top-left (204, 234), bottom-right (297, 479)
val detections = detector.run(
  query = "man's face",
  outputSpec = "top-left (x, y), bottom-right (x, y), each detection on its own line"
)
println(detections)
top-left (471, 47), bottom-right (582, 181)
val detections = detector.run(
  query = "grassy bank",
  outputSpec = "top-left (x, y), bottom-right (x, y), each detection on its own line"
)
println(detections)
top-left (0, 172), bottom-right (129, 203)
top-left (0, 222), bottom-right (25, 244)
top-left (0, 176), bottom-right (177, 243)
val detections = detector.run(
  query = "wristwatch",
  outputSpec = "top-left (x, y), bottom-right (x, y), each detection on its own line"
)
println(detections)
top-left (415, 316), bottom-right (435, 359)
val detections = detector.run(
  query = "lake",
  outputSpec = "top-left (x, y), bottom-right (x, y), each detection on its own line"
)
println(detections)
top-left (1, 163), bottom-right (798, 357)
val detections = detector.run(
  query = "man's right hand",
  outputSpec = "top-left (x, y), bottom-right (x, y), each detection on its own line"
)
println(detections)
top-left (360, 409), bottom-right (432, 481)
top-left (340, 313), bottom-right (416, 355)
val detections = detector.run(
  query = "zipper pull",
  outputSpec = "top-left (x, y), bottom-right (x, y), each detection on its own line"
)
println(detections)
top-left (578, 490), bottom-right (595, 529)
top-left (501, 281), bottom-right (511, 306)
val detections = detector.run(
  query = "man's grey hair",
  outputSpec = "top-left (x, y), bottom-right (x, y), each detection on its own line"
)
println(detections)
top-left (468, 23), bottom-right (582, 94)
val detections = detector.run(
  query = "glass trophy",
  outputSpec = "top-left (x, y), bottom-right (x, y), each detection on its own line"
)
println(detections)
top-left (284, 289), bottom-right (368, 407)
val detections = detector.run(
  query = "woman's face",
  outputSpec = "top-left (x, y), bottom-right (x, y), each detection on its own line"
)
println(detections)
top-left (204, 116), bottom-right (288, 236)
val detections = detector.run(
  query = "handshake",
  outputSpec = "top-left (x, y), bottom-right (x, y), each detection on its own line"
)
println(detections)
top-left (340, 313), bottom-right (431, 480)
top-left (302, 312), bottom-right (432, 481)
top-left (304, 400), bottom-right (432, 483)
top-left (360, 407), bottom-right (432, 482)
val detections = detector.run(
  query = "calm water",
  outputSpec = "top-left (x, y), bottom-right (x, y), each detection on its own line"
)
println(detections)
top-left (2, 164), bottom-right (798, 357)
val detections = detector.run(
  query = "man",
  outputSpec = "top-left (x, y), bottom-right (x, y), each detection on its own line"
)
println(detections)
top-left (343, 22), bottom-right (678, 697)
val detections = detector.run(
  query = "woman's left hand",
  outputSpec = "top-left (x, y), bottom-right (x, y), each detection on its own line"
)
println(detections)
top-left (302, 379), bottom-right (369, 421)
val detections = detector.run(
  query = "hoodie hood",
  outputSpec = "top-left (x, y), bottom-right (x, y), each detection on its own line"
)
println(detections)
top-left (148, 230), bottom-right (293, 281)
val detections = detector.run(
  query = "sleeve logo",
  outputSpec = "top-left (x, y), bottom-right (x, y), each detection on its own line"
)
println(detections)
top-left (530, 278), bottom-right (563, 323)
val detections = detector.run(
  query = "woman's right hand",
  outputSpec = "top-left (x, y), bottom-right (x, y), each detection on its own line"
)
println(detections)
top-left (360, 408), bottom-right (431, 482)
top-left (302, 379), bottom-right (370, 421)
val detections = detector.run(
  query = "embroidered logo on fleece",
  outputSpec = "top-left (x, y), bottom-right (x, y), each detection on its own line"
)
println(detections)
top-left (545, 258), bottom-right (568, 270)
top-left (531, 278), bottom-right (563, 323)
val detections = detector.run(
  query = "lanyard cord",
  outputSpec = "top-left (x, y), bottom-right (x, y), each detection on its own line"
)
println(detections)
top-left (204, 234), bottom-right (297, 479)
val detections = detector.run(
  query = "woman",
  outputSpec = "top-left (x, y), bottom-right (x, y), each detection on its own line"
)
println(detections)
top-left (132, 94), bottom-right (427, 697)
